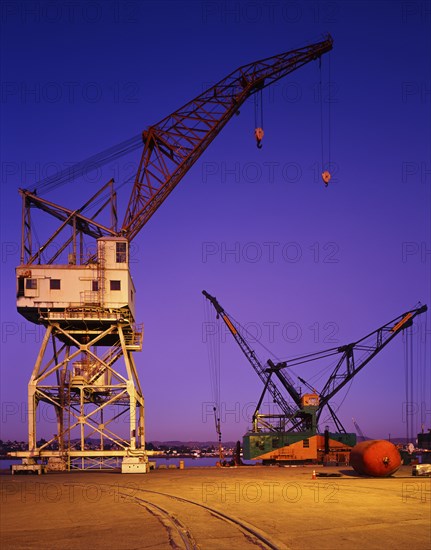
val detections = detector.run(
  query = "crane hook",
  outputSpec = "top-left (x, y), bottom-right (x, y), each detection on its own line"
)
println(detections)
top-left (321, 170), bottom-right (331, 186)
top-left (254, 127), bottom-right (264, 149)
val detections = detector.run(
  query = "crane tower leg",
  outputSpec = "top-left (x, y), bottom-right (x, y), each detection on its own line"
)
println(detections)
top-left (13, 316), bottom-right (148, 472)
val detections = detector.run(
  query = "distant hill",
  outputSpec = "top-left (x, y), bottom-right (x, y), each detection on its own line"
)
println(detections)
top-left (65, 436), bottom-right (420, 448)
top-left (68, 438), bottom-right (239, 448)
top-left (150, 441), bottom-right (239, 448)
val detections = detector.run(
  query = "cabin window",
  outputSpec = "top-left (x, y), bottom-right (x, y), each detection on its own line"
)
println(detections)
top-left (50, 279), bottom-right (61, 290)
top-left (302, 439), bottom-right (310, 448)
top-left (110, 280), bottom-right (121, 291)
top-left (92, 280), bottom-right (99, 291)
top-left (26, 278), bottom-right (37, 290)
top-left (116, 242), bottom-right (127, 263)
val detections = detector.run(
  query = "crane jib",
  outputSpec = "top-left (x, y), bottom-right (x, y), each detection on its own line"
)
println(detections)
top-left (223, 315), bottom-right (237, 336)
top-left (19, 36), bottom-right (334, 260)
top-left (122, 36), bottom-right (333, 240)
top-left (391, 312), bottom-right (413, 332)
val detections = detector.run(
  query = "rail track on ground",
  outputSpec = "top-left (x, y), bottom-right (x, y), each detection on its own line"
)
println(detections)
top-left (67, 481), bottom-right (284, 549)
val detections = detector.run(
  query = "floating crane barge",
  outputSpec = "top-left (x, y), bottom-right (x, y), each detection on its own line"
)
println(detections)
top-left (202, 291), bottom-right (427, 464)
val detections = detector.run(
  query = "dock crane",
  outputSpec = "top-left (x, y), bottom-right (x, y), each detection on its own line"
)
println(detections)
top-left (202, 291), bottom-right (427, 459)
top-left (202, 290), bottom-right (312, 432)
top-left (270, 304), bottom-right (428, 431)
top-left (13, 36), bottom-right (333, 472)
top-left (352, 418), bottom-right (368, 441)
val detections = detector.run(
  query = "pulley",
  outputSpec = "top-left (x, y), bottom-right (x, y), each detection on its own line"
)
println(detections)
top-left (254, 127), bottom-right (264, 149)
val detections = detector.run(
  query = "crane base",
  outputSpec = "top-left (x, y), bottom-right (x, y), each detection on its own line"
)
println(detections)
top-left (12, 464), bottom-right (44, 475)
top-left (121, 456), bottom-right (149, 474)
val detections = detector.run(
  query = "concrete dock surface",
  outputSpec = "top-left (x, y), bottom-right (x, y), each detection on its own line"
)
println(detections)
top-left (1, 465), bottom-right (430, 549)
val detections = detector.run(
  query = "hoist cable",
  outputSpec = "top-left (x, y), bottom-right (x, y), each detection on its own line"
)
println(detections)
top-left (203, 298), bottom-right (221, 412)
top-left (260, 89), bottom-right (264, 130)
top-left (319, 57), bottom-right (324, 173)
top-left (33, 135), bottom-right (142, 196)
top-left (80, 172), bottom-right (135, 216)
top-left (404, 328), bottom-right (411, 441)
top-left (328, 52), bottom-right (332, 170)
top-left (254, 90), bottom-right (264, 129)
top-left (410, 327), bottom-right (414, 439)
top-left (332, 379), bottom-right (354, 413)
top-left (420, 316), bottom-right (428, 426)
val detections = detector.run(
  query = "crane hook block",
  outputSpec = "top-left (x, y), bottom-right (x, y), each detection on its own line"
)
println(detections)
top-left (254, 127), bottom-right (264, 149)
top-left (321, 171), bottom-right (331, 186)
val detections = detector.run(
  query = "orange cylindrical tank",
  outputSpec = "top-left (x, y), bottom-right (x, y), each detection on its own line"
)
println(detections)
top-left (350, 440), bottom-right (402, 477)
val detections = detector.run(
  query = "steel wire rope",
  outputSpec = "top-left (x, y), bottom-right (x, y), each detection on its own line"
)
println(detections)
top-left (33, 135), bottom-right (142, 195)
top-left (328, 50), bottom-right (332, 171)
top-left (203, 298), bottom-right (221, 417)
top-left (419, 315), bottom-right (428, 428)
top-left (411, 327), bottom-right (415, 440)
top-left (404, 327), bottom-right (410, 441)
top-left (80, 171), bottom-right (136, 217)
top-left (319, 57), bottom-right (325, 174)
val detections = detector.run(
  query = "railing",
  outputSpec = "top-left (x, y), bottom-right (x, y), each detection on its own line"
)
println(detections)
top-left (80, 291), bottom-right (100, 305)
top-left (124, 324), bottom-right (143, 350)
top-left (43, 307), bottom-right (133, 322)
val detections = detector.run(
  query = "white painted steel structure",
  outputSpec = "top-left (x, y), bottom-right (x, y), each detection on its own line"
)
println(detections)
top-left (14, 237), bottom-right (149, 472)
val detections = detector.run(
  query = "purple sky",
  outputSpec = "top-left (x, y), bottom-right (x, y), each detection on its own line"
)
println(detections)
top-left (1, 0), bottom-right (430, 444)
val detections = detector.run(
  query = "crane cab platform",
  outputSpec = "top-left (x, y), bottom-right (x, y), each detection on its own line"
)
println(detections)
top-left (17, 237), bottom-right (137, 333)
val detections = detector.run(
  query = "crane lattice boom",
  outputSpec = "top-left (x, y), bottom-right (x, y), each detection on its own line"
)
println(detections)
top-left (204, 288), bottom-right (427, 434)
top-left (19, 36), bottom-right (333, 266)
top-left (122, 36), bottom-right (333, 241)
top-left (202, 290), bottom-right (298, 420)
top-left (271, 304), bottom-right (428, 430)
